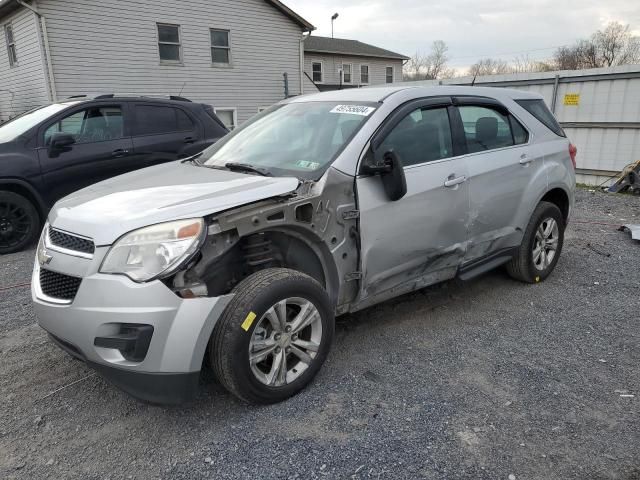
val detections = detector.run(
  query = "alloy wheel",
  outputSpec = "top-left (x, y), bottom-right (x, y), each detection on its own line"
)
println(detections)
top-left (0, 200), bottom-right (31, 250)
top-left (248, 297), bottom-right (323, 387)
top-left (532, 217), bottom-right (559, 271)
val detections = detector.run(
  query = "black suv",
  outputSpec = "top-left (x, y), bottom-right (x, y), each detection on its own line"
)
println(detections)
top-left (0, 95), bottom-right (228, 254)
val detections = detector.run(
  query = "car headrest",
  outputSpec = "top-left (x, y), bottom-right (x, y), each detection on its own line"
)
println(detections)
top-left (476, 117), bottom-right (498, 142)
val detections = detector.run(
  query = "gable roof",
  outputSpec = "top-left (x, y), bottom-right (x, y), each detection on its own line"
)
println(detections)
top-left (265, 0), bottom-right (315, 31)
top-left (0, 0), bottom-right (315, 31)
top-left (0, 0), bottom-right (20, 19)
top-left (304, 36), bottom-right (409, 61)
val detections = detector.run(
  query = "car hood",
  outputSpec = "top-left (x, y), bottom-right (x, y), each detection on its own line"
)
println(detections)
top-left (49, 161), bottom-right (300, 245)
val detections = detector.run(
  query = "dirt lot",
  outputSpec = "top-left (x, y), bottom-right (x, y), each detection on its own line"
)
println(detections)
top-left (0, 188), bottom-right (638, 480)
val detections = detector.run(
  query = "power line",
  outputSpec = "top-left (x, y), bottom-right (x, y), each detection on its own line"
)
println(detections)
top-left (447, 44), bottom-right (568, 62)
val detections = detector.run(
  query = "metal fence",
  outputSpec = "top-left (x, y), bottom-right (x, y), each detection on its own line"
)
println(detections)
top-left (399, 64), bottom-right (640, 186)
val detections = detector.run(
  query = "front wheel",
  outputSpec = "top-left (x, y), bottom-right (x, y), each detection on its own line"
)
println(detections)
top-left (507, 201), bottom-right (565, 283)
top-left (0, 191), bottom-right (40, 254)
top-left (209, 268), bottom-right (334, 404)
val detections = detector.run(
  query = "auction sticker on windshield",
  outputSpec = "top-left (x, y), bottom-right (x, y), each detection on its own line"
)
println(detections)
top-left (330, 105), bottom-right (376, 116)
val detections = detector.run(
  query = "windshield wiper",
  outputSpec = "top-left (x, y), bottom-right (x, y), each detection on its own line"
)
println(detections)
top-left (225, 162), bottom-right (271, 176)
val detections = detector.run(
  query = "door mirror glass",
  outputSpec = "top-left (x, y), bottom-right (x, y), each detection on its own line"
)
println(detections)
top-left (361, 149), bottom-right (407, 201)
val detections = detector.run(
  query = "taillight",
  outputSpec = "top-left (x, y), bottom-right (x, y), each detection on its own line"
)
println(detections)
top-left (568, 143), bottom-right (577, 169)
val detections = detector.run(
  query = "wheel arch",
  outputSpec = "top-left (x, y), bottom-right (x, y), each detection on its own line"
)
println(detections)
top-left (539, 187), bottom-right (570, 224)
top-left (0, 178), bottom-right (47, 223)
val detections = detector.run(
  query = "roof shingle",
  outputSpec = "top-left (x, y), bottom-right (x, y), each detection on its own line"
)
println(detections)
top-left (304, 36), bottom-right (409, 60)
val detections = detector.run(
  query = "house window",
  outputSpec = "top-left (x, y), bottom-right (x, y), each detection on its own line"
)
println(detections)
top-left (311, 62), bottom-right (323, 83)
top-left (157, 23), bottom-right (181, 63)
top-left (360, 65), bottom-right (369, 84)
top-left (210, 29), bottom-right (230, 65)
top-left (342, 63), bottom-right (352, 83)
top-left (386, 66), bottom-right (394, 83)
top-left (215, 108), bottom-right (237, 130)
top-left (4, 23), bottom-right (17, 67)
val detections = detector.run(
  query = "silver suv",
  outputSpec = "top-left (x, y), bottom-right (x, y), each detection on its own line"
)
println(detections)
top-left (32, 86), bottom-right (576, 404)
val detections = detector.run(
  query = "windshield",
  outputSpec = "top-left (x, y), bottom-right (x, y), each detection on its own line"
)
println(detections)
top-left (200, 101), bottom-right (378, 179)
top-left (0, 102), bottom-right (80, 143)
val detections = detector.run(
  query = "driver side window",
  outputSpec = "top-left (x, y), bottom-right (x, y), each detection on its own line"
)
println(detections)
top-left (379, 107), bottom-right (453, 167)
top-left (44, 106), bottom-right (124, 145)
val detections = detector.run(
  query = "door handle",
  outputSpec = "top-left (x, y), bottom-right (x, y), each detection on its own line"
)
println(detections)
top-left (444, 175), bottom-right (467, 188)
top-left (183, 137), bottom-right (195, 144)
top-left (111, 149), bottom-right (129, 157)
top-left (519, 153), bottom-right (533, 165)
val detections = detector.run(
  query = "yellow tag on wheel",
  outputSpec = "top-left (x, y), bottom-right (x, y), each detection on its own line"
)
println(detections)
top-left (241, 311), bottom-right (257, 331)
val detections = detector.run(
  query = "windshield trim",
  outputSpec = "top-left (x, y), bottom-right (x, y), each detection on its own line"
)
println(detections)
top-left (199, 100), bottom-right (379, 181)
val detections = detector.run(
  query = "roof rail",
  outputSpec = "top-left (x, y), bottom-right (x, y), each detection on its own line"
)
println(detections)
top-left (67, 93), bottom-right (193, 102)
top-left (168, 95), bottom-right (192, 102)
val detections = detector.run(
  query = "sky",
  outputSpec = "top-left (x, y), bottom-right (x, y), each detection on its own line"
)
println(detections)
top-left (284, 0), bottom-right (640, 72)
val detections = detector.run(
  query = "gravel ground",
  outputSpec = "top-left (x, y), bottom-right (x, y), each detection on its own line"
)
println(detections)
top-left (0, 188), bottom-right (638, 480)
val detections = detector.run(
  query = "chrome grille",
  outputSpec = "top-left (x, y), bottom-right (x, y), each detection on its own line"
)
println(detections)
top-left (48, 228), bottom-right (95, 255)
top-left (39, 269), bottom-right (82, 301)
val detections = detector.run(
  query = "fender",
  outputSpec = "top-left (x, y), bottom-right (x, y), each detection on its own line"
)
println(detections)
top-left (0, 177), bottom-right (49, 217)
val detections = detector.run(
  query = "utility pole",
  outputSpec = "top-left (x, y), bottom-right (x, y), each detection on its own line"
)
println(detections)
top-left (331, 13), bottom-right (339, 38)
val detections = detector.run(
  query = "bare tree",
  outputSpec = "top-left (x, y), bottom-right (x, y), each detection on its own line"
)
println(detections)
top-left (554, 22), bottom-right (640, 70)
top-left (403, 52), bottom-right (427, 81)
top-left (425, 40), bottom-right (449, 79)
top-left (403, 40), bottom-right (453, 80)
top-left (467, 58), bottom-right (510, 76)
top-left (512, 54), bottom-right (555, 73)
top-left (593, 22), bottom-right (640, 66)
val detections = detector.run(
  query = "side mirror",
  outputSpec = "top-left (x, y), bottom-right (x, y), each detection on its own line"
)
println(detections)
top-left (48, 132), bottom-right (75, 156)
top-left (361, 149), bottom-right (407, 201)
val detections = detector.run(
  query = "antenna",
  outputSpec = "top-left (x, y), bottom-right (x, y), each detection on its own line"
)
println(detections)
top-left (471, 74), bottom-right (478, 86)
top-left (178, 82), bottom-right (186, 96)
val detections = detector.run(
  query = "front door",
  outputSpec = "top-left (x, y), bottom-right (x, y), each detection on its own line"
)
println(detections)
top-left (355, 98), bottom-right (470, 307)
top-left (37, 103), bottom-right (134, 204)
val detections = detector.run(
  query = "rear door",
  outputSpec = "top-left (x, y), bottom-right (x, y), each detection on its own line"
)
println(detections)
top-left (130, 103), bottom-right (201, 167)
top-left (452, 97), bottom-right (545, 262)
top-left (36, 103), bottom-right (134, 203)
top-left (356, 97), bottom-right (470, 304)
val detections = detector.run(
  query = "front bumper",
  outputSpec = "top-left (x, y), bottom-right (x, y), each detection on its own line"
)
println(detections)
top-left (32, 245), bottom-right (232, 404)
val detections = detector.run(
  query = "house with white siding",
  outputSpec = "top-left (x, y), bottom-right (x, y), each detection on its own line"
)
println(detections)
top-left (0, 0), bottom-right (315, 127)
top-left (304, 36), bottom-right (408, 91)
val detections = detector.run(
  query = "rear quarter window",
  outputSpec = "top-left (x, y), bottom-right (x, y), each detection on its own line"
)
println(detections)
top-left (515, 99), bottom-right (565, 137)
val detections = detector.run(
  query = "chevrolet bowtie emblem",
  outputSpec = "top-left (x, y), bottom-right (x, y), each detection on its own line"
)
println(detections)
top-left (38, 246), bottom-right (52, 266)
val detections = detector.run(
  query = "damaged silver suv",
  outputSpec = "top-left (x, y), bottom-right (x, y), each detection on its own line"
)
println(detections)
top-left (32, 86), bottom-right (575, 404)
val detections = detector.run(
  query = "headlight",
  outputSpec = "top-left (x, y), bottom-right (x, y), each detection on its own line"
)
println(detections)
top-left (100, 218), bottom-right (205, 282)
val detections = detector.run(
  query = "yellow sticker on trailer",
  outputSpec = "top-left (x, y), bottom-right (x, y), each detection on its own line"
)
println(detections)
top-left (564, 93), bottom-right (580, 106)
top-left (241, 311), bottom-right (257, 331)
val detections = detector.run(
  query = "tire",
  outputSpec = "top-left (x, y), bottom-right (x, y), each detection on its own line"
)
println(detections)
top-left (0, 191), bottom-right (40, 255)
top-left (507, 201), bottom-right (565, 283)
top-left (209, 268), bottom-right (334, 404)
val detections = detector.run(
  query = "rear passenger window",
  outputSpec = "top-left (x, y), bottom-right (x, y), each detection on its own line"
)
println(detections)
top-left (510, 116), bottom-right (529, 145)
top-left (458, 106), bottom-right (524, 153)
top-left (134, 105), bottom-right (194, 135)
top-left (379, 107), bottom-right (453, 167)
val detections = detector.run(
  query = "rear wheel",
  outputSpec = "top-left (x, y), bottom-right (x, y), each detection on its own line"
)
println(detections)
top-left (507, 201), bottom-right (564, 283)
top-left (0, 191), bottom-right (40, 254)
top-left (209, 268), bottom-right (334, 404)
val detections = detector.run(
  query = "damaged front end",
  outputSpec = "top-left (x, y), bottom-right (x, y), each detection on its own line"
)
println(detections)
top-left (165, 167), bottom-right (361, 315)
